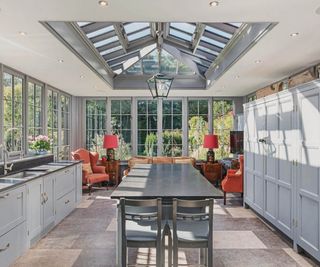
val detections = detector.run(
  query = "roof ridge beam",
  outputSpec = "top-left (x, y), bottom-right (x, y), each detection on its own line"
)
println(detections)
top-left (114, 23), bottom-right (128, 53)
top-left (191, 23), bottom-right (206, 54)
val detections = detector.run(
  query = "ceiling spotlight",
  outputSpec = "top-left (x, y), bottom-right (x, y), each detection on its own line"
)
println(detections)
top-left (98, 0), bottom-right (108, 6)
top-left (235, 75), bottom-right (240, 79)
top-left (58, 59), bottom-right (64, 63)
top-left (19, 31), bottom-right (27, 36)
top-left (290, 32), bottom-right (299, 37)
top-left (255, 60), bottom-right (262, 64)
top-left (209, 1), bottom-right (219, 7)
top-left (80, 75), bottom-right (84, 79)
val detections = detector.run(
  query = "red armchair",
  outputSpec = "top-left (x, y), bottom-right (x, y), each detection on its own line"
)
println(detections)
top-left (221, 155), bottom-right (244, 205)
top-left (71, 148), bottom-right (109, 195)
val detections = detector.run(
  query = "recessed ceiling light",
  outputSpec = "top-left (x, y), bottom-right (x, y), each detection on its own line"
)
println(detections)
top-left (80, 75), bottom-right (84, 79)
top-left (98, 0), bottom-right (108, 6)
top-left (19, 31), bottom-right (27, 36)
top-left (235, 75), bottom-right (240, 79)
top-left (209, 1), bottom-right (219, 7)
top-left (290, 32), bottom-right (299, 37)
top-left (255, 60), bottom-right (262, 64)
top-left (58, 59), bottom-right (64, 63)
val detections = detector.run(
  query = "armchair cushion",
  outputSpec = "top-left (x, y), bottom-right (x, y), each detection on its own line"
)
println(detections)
top-left (83, 163), bottom-right (93, 174)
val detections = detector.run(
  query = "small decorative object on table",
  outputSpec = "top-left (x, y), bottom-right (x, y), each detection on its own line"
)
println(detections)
top-left (203, 134), bottom-right (219, 163)
top-left (30, 135), bottom-right (51, 155)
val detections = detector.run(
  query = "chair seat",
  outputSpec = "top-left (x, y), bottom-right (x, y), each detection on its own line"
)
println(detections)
top-left (168, 221), bottom-right (209, 242)
top-left (126, 220), bottom-right (159, 242)
top-left (87, 173), bottom-right (109, 184)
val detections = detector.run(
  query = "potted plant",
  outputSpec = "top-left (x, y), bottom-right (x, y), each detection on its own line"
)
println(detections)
top-left (30, 135), bottom-right (51, 155)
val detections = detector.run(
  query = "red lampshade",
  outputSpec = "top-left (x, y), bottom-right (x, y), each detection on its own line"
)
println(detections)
top-left (203, 134), bottom-right (219, 149)
top-left (103, 135), bottom-right (118, 149)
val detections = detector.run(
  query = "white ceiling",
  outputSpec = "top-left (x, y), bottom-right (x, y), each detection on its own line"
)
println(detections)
top-left (0, 0), bottom-right (320, 97)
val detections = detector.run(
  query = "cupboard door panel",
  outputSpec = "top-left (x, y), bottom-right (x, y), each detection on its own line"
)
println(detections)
top-left (296, 87), bottom-right (320, 260)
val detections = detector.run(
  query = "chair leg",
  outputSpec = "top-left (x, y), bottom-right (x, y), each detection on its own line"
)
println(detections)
top-left (208, 239), bottom-right (213, 267)
top-left (223, 191), bottom-right (226, 205)
top-left (173, 241), bottom-right (178, 267)
top-left (88, 185), bottom-right (92, 196)
top-left (157, 240), bottom-right (162, 267)
top-left (168, 234), bottom-right (172, 267)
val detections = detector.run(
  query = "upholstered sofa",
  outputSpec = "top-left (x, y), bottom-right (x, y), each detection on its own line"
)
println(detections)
top-left (124, 156), bottom-right (196, 176)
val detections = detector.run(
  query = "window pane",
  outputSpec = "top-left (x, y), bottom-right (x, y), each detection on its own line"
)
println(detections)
top-left (137, 100), bottom-right (158, 156)
top-left (188, 100), bottom-right (209, 160)
top-left (213, 100), bottom-right (234, 160)
top-left (162, 100), bottom-right (183, 156)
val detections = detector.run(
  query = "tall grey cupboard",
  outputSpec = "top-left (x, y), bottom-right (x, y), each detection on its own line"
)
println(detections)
top-left (244, 81), bottom-right (320, 261)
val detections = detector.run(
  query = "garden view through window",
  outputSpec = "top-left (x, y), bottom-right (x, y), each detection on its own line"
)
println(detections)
top-left (85, 98), bottom-right (235, 160)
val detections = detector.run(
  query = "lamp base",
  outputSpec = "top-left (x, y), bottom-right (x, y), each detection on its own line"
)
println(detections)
top-left (207, 149), bottom-right (215, 163)
top-left (106, 148), bottom-right (115, 161)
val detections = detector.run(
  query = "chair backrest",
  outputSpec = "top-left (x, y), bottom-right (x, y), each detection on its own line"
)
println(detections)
top-left (239, 155), bottom-right (244, 174)
top-left (203, 162), bottom-right (221, 173)
top-left (172, 198), bottom-right (213, 240)
top-left (152, 156), bottom-right (173, 164)
top-left (173, 157), bottom-right (196, 167)
top-left (120, 198), bottom-right (162, 242)
top-left (71, 148), bottom-right (90, 163)
top-left (128, 156), bottom-right (152, 169)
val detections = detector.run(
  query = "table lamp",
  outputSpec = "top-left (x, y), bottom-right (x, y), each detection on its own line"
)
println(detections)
top-left (103, 135), bottom-right (118, 161)
top-left (203, 134), bottom-right (219, 163)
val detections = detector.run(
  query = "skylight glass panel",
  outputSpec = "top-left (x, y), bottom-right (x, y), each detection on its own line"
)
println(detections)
top-left (142, 50), bottom-right (159, 74)
top-left (100, 45), bottom-right (123, 56)
top-left (93, 36), bottom-right (119, 48)
top-left (201, 36), bottom-right (225, 48)
top-left (205, 26), bottom-right (232, 39)
top-left (170, 23), bottom-right (196, 34)
top-left (127, 28), bottom-right (151, 41)
top-left (178, 61), bottom-right (195, 75)
top-left (86, 25), bottom-right (114, 39)
top-left (160, 50), bottom-right (178, 75)
top-left (126, 61), bottom-right (142, 74)
top-left (229, 22), bottom-right (242, 28)
top-left (77, 22), bottom-right (91, 27)
top-left (197, 46), bottom-right (219, 56)
top-left (124, 22), bottom-right (150, 34)
top-left (169, 29), bottom-right (192, 42)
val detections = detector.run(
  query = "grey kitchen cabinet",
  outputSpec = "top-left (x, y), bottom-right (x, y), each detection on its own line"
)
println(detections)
top-left (244, 80), bottom-right (320, 260)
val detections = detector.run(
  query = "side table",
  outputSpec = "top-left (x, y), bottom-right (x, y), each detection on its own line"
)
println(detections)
top-left (201, 162), bottom-right (222, 185)
top-left (100, 160), bottom-right (120, 185)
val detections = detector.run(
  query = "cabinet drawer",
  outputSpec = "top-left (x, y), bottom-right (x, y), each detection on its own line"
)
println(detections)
top-left (0, 186), bottom-right (26, 237)
top-left (55, 190), bottom-right (75, 224)
top-left (0, 222), bottom-right (27, 267)
top-left (55, 167), bottom-right (75, 200)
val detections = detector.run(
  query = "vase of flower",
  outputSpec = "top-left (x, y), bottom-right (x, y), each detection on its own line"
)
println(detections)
top-left (30, 135), bottom-right (51, 155)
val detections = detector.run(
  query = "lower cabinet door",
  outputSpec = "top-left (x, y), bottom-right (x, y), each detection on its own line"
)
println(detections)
top-left (27, 180), bottom-right (43, 245)
top-left (55, 190), bottom-right (76, 224)
top-left (0, 222), bottom-right (27, 267)
top-left (43, 175), bottom-right (55, 234)
top-left (0, 185), bottom-right (26, 237)
top-left (75, 164), bottom-right (82, 205)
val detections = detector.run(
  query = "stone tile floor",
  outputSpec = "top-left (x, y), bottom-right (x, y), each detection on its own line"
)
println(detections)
top-left (13, 190), bottom-right (319, 267)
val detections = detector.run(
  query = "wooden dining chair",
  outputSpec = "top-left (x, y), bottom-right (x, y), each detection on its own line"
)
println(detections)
top-left (172, 198), bottom-right (213, 267)
top-left (120, 198), bottom-right (163, 267)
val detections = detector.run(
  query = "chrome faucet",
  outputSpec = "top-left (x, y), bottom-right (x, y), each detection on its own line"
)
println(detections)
top-left (0, 143), bottom-right (14, 175)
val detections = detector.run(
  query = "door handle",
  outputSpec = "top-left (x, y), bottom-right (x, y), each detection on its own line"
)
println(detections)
top-left (0, 243), bottom-right (10, 252)
top-left (0, 193), bottom-right (9, 199)
top-left (65, 200), bottom-right (70, 204)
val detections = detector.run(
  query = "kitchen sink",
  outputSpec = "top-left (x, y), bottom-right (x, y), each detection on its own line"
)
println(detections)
top-left (0, 178), bottom-right (24, 184)
top-left (6, 171), bottom-right (43, 179)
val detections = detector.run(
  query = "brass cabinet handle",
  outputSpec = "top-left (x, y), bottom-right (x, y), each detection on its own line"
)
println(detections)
top-left (0, 193), bottom-right (9, 199)
top-left (0, 243), bottom-right (10, 252)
